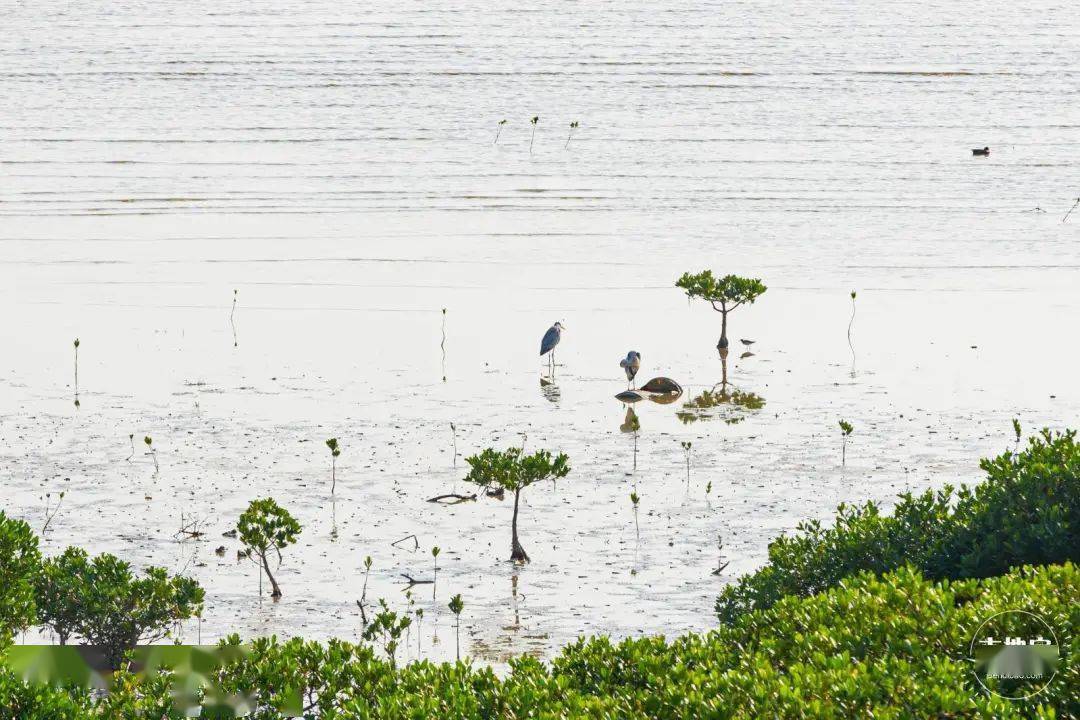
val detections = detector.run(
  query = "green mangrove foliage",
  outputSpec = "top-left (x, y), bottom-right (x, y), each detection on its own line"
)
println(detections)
top-left (1, 564), bottom-right (1074, 718)
top-left (0, 512), bottom-right (41, 643)
top-left (675, 270), bottom-right (766, 349)
top-left (463, 447), bottom-right (570, 563)
top-left (237, 498), bottom-right (302, 598)
top-left (716, 427), bottom-right (1080, 623)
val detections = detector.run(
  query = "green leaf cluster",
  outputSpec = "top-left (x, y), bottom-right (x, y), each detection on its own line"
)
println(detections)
top-left (0, 512), bottom-right (41, 643)
top-left (462, 447), bottom-right (570, 493)
top-left (238, 498), bottom-right (301, 557)
top-left (675, 271), bottom-right (767, 310)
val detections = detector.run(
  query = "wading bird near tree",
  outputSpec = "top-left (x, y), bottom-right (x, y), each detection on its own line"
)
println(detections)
top-left (540, 322), bottom-right (564, 371)
top-left (620, 351), bottom-right (642, 388)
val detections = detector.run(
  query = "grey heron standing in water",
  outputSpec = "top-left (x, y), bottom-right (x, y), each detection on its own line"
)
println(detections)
top-left (540, 322), bottom-right (564, 371)
top-left (620, 351), bottom-right (641, 389)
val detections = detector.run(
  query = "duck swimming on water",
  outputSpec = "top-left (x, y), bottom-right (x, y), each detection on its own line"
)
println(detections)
top-left (972, 147), bottom-right (990, 156)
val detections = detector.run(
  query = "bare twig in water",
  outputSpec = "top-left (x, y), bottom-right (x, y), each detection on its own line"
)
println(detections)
top-left (426, 493), bottom-right (477, 504)
top-left (1063, 197), bottom-right (1080, 223)
top-left (390, 534), bottom-right (420, 550)
top-left (175, 513), bottom-right (206, 540)
top-left (400, 574), bottom-right (434, 586)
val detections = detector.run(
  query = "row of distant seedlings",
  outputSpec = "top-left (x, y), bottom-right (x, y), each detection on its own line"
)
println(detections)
top-left (494, 116), bottom-right (580, 151)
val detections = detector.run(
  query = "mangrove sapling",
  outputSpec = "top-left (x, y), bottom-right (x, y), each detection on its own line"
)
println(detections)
top-left (230, 289), bottom-right (238, 346)
top-left (362, 599), bottom-right (411, 669)
top-left (237, 497), bottom-right (301, 598)
top-left (42, 491), bottom-right (65, 534)
top-left (848, 291), bottom-right (857, 376)
top-left (529, 115), bottom-right (539, 153)
top-left (72, 338), bottom-right (80, 398)
top-left (1063, 196), bottom-right (1079, 223)
top-left (681, 441), bottom-right (693, 485)
top-left (432, 546), bottom-right (440, 588)
top-left (326, 438), bottom-right (341, 493)
top-left (839, 420), bottom-right (854, 465)
top-left (126, 433), bottom-right (135, 462)
top-left (448, 593), bottom-right (464, 661)
top-left (463, 446), bottom-right (571, 563)
top-left (144, 435), bottom-right (159, 473)
top-left (676, 271), bottom-right (767, 350)
top-left (357, 555), bottom-right (373, 625)
top-left (565, 120), bottom-right (579, 149)
top-left (494, 118), bottom-right (507, 144)
top-left (1012, 418), bottom-right (1022, 451)
top-left (711, 534), bottom-right (729, 576)
top-left (415, 607), bottom-right (424, 656)
top-left (450, 423), bottom-right (457, 467)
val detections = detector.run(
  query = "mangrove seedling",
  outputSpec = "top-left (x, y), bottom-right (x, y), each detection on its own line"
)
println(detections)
top-left (529, 115), bottom-right (539, 153)
top-left (362, 599), bottom-right (411, 669)
top-left (565, 120), bottom-right (579, 149)
top-left (449, 423), bottom-right (458, 467)
top-left (463, 446), bottom-right (571, 563)
top-left (1063, 196), bottom-right (1080, 223)
top-left (357, 555), bottom-right (373, 625)
top-left (72, 338), bottom-right (80, 393)
top-left (432, 546), bottom-right (440, 584)
top-left (144, 436), bottom-right (159, 473)
top-left (680, 441), bottom-right (693, 484)
top-left (839, 420), bottom-right (854, 465)
top-left (848, 291), bottom-right (857, 342)
top-left (676, 270), bottom-right (767, 349)
top-left (326, 438), bottom-right (341, 493)
top-left (415, 607), bottom-right (424, 655)
top-left (630, 491), bottom-right (639, 507)
top-left (494, 118), bottom-right (507, 145)
top-left (42, 491), bottom-right (65, 534)
top-left (706, 481), bottom-right (713, 497)
top-left (237, 497), bottom-right (301, 598)
top-left (126, 433), bottom-right (135, 462)
top-left (448, 593), bottom-right (464, 660)
top-left (230, 289), bottom-right (239, 346)
top-left (711, 534), bottom-right (729, 575)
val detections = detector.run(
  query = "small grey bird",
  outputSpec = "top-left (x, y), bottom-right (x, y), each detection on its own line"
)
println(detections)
top-left (620, 351), bottom-right (642, 388)
top-left (740, 339), bottom-right (755, 349)
top-left (540, 322), bottom-right (564, 369)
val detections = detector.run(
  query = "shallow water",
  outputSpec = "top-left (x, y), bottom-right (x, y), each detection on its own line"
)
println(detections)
top-left (2, 0), bottom-right (1079, 665)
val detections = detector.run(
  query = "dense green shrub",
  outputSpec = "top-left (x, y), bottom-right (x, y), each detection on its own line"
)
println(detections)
top-left (0, 511), bottom-right (41, 644)
top-left (716, 428), bottom-right (1080, 623)
top-left (2, 563), bottom-right (1074, 718)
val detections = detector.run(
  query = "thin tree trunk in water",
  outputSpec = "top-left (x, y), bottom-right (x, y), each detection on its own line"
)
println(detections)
top-left (718, 310), bottom-right (729, 349)
top-left (261, 551), bottom-right (282, 597)
top-left (510, 488), bottom-right (529, 562)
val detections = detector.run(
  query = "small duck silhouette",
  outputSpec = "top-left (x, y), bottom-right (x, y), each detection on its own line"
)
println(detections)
top-left (972, 147), bottom-right (990, 156)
